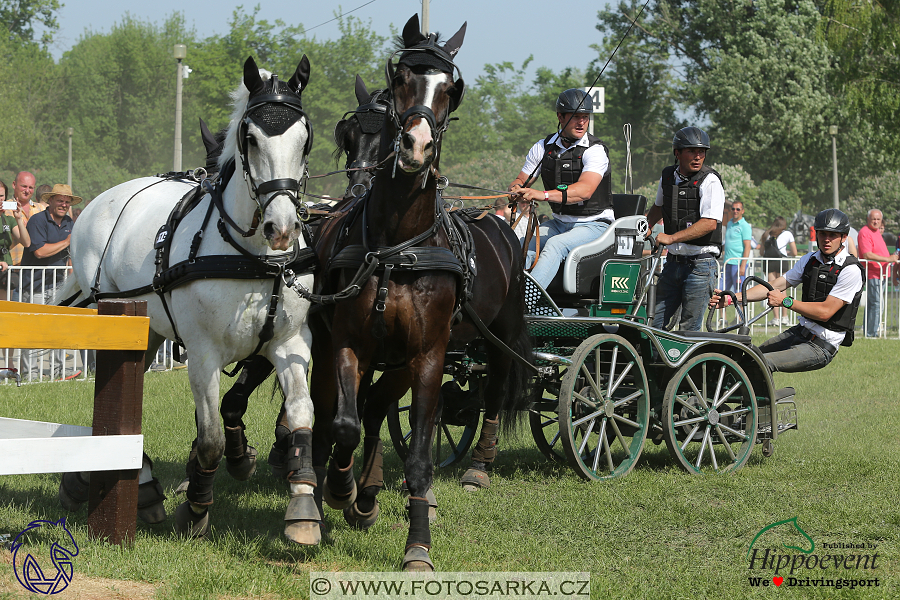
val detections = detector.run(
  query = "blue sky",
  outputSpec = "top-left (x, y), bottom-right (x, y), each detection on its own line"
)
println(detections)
top-left (50, 0), bottom-right (614, 81)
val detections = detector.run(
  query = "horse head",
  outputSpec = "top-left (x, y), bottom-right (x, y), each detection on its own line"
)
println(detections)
top-left (333, 75), bottom-right (390, 199)
top-left (227, 55), bottom-right (313, 251)
top-left (385, 14), bottom-right (466, 175)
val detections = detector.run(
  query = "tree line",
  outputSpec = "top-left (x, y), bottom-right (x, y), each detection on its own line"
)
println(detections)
top-left (1, 1), bottom-right (898, 228)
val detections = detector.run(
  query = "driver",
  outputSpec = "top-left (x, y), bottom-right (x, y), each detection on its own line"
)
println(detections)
top-left (708, 209), bottom-right (863, 373)
top-left (508, 88), bottom-right (612, 288)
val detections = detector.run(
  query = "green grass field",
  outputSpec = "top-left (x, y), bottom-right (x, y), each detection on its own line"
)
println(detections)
top-left (1, 338), bottom-right (898, 599)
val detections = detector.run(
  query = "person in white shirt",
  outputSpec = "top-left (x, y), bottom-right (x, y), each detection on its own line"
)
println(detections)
top-left (709, 209), bottom-right (863, 372)
top-left (508, 89), bottom-right (611, 288)
top-left (760, 216), bottom-right (798, 325)
top-left (645, 126), bottom-right (726, 331)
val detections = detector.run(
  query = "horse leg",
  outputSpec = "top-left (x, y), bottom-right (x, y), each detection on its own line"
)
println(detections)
top-left (269, 331), bottom-right (321, 545)
top-left (461, 348), bottom-right (511, 492)
top-left (403, 356), bottom-right (445, 573)
top-left (344, 369), bottom-right (413, 530)
top-left (174, 358), bottom-right (224, 538)
top-left (323, 346), bottom-right (365, 511)
top-left (221, 355), bottom-right (274, 480)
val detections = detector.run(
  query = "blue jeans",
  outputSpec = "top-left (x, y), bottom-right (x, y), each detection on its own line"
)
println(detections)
top-left (865, 278), bottom-right (880, 337)
top-left (525, 219), bottom-right (610, 288)
top-left (724, 262), bottom-right (744, 293)
top-left (652, 257), bottom-right (718, 331)
top-left (758, 326), bottom-right (836, 373)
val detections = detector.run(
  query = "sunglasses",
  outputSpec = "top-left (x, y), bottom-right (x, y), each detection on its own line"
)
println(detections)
top-left (731, 207), bottom-right (743, 211)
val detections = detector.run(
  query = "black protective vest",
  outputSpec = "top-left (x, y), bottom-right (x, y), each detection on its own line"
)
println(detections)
top-left (539, 133), bottom-right (613, 218)
top-left (660, 164), bottom-right (723, 248)
top-left (801, 254), bottom-right (864, 344)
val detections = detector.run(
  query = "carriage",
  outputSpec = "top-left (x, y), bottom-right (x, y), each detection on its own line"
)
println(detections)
top-left (387, 193), bottom-right (800, 481)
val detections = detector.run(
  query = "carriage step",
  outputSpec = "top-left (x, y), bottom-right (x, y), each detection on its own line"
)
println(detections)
top-left (775, 387), bottom-right (795, 401)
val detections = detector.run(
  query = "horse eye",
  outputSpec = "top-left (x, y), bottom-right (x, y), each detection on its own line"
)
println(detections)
top-left (247, 135), bottom-right (259, 147)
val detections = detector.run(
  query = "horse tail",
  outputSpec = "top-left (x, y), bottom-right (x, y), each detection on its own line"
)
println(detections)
top-left (499, 319), bottom-right (535, 436)
top-left (52, 276), bottom-right (85, 308)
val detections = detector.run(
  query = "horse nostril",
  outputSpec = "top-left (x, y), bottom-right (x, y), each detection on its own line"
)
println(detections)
top-left (401, 132), bottom-right (416, 150)
top-left (263, 222), bottom-right (276, 239)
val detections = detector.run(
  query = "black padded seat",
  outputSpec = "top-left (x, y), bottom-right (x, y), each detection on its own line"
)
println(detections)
top-left (677, 330), bottom-right (752, 344)
top-left (612, 194), bottom-right (647, 219)
top-left (775, 387), bottom-right (795, 401)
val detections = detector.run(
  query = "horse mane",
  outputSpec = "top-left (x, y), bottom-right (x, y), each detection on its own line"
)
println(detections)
top-left (219, 68), bottom-right (274, 170)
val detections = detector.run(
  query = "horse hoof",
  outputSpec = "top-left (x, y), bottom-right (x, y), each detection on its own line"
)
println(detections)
top-left (174, 501), bottom-right (209, 538)
top-left (226, 445), bottom-right (258, 481)
top-left (402, 546), bottom-right (434, 572)
top-left (323, 477), bottom-right (357, 509)
top-left (460, 468), bottom-right (490, 492)
top-left (59, 472), bottom-right (90, 512)
top-left (343, 499), bottom-right (379, 530)
top-left (284, 494), bottom-right (323, 545)
top-left (284, 521), bottom-right (322, 545)
top-left (404, 487), bottom-right (437, 523)
top-left (137, 477), bottom-right (167, 524)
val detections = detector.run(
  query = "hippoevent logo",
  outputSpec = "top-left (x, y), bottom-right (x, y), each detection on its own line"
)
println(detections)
top-left (10, 517), bottom-right (79, 594)
top-left (746, 517), bottom-right (880, 591)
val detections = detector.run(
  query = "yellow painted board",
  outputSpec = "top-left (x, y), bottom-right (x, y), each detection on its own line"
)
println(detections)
top-left (0, 300), bottom-right (98, 316)
top-left (0, 313), bottom-right (149, 350)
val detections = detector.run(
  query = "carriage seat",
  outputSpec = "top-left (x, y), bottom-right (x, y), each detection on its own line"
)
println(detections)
top-left (677, 330), bottom-right (752, 344)
top-left (544, 195), bottom-right (649, 301)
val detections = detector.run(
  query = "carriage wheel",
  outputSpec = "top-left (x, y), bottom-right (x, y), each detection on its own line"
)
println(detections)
top-left (529, 385), bottom-right (566, 463)
top-left (559, 334), bottom-right (650, 481)
top-left (387, 377), bottom-right (481, 469)
top-left (662, 353), bottom-right (758, 474)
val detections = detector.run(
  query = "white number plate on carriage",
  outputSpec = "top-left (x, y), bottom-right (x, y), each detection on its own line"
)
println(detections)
top-left (616, 235), bottom-right (634, 255)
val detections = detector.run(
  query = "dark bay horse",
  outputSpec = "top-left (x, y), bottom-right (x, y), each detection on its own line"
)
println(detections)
top-left (308, 15), bottom-right (532, 571)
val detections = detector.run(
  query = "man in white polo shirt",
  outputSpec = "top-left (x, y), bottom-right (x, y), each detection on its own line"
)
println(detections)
top-left (508, 88), bottom-right (612, 288)
top-left (709, 209), bottom-right (863, 372)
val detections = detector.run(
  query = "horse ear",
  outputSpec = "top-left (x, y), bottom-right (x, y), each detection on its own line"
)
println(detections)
top-left (288, 55), bottom-right (311, 94)
top-left (402, 14), bottom-right (425, 48)
top-left (443, 22), bottom-right (467, 58)
top-left (449, 76), bottom-right (465, 113)
top-left (355, 75), bottom-right (369, 105)
top-left (243, 56), bottom-right (264, 96)
top-left (199, 118), bottom-right (218, 155)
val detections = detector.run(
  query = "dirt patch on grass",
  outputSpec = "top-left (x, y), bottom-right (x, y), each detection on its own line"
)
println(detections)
top-left (0, 572), bottom-right (157, 599)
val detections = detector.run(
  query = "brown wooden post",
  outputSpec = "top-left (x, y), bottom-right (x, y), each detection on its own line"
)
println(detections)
top-left (87, 299), bottom-right (147, 545)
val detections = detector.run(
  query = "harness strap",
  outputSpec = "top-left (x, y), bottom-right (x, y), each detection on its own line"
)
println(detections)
top-left (462, 302), bottom-right (538, 374)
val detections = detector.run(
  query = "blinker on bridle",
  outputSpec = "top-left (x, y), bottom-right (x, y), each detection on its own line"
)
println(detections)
top-left (238, 74), bottom-right (315, 219)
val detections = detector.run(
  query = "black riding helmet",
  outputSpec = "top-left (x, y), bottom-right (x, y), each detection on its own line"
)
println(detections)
top-left (814, 208), bottom-right (851, 235)
top-left (556, 89), bottom-right (593, 114)
top-left (672, 126), bottom-right (711, 150)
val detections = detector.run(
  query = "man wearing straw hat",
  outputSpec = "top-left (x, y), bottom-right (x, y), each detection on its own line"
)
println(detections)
top-left (19, 184), bottom-right (82, 379)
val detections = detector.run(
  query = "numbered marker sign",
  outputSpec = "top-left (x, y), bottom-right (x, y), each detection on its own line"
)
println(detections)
top-left (583, 87), bottom-right (604, 113)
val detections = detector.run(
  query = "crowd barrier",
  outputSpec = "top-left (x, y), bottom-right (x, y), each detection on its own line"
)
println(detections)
top-left (717, 256), bottom-right (897, 339)
top-left (2, 266), bottom-right (179, 383)
top-left (0, 299), bottom-right (149, 544)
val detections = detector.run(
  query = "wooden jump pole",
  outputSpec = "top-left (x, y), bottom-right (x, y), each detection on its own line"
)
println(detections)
top-left (87, 299), bottom-right (147, 546)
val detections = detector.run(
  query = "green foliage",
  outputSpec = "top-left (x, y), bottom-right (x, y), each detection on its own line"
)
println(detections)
top-left (743, 179), bottom-right (802, 226)
top-left (1, 0), bottom-right (60, 46)
top-left (710, 163), bottom-right (756, 204)
top-left (440, 149), bottom-right (526, 209)
top-left (844, 170), bottom-right (900, 233)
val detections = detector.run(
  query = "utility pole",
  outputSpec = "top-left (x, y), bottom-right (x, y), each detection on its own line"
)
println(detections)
top-left (173, 44), bottom-right (187, 172)
top-left (67, 127), bottom-right (74, 188)
top-left (421, 0), bottom-right (430, 34)
top-left (829, 125), bottom-right (839, 209)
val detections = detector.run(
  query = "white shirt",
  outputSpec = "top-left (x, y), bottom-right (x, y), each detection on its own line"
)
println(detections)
top-left (775, 230), bottom-right (794, 255)
top-left (654, 168), bottom-right (726, 256)
top-left (520, 133), bottom-right (613, 224)
top-left (784, 247), bottom-right (863, 347)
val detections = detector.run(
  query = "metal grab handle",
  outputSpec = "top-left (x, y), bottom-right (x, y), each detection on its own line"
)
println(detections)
top-left (706, 290), bottom-right (745, 333)
top-left (740, 276), bottom-right (776, 331)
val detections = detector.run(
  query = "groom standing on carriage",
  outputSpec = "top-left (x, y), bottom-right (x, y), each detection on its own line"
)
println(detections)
top-left (508, 88), bottom-right (613, 288)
